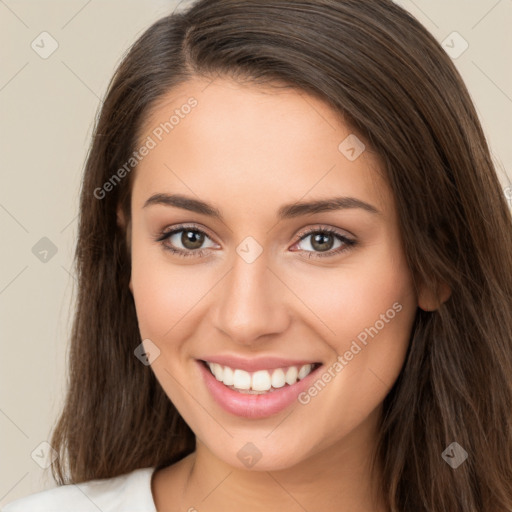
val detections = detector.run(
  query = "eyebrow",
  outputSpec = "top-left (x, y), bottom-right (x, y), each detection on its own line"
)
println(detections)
top-left (143, 193), bottom-right (380, 220)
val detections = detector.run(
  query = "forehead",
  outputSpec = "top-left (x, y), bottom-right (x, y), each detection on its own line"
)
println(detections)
top-left (132, 77), bottom-right (392, 218)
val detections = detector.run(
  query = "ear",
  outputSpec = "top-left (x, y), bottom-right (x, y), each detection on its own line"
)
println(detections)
top-left (116, 205), bottom-right (133, 294)
top-left (418, 280), bottom-right (451, 311)
top-left (116, 204), bottom-right (127, 230)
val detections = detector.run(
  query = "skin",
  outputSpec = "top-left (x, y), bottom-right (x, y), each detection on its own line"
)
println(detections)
top-left (118, 77), bottom-right (442, 512)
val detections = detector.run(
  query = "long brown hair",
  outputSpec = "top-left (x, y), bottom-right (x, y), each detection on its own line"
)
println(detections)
top-left (49, 1), bottom-right (512, 510)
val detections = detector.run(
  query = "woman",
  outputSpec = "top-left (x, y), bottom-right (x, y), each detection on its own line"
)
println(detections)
top-left (3, 0), bottom-right (512, 511)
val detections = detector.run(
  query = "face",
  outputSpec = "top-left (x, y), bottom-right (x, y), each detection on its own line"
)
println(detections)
top-left (124, 77), bottom-right (418, 471)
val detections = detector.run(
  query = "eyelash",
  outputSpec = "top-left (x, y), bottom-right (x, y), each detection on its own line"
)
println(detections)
top-left (155, 223), bottom-right (357, 259)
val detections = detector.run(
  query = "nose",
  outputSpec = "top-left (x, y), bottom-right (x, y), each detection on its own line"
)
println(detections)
top-left (211, 248), bottom-right (290, 346)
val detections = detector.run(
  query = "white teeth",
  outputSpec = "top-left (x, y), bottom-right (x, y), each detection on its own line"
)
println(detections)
top-left (271, 368), bottom-right (286, 388)
top-left (211, 363), bottom-right (223, 381)
top-left (251, 370), bottom-right (272, 391)
top-left (285, 366), bottom-right (298, 385)
top-left (222, 366), bottom-right (234, 386)
top-left (232, 369), bottom-right (251, 390)
top-left (205, 361), bottom-right (317, 393)
top-left (298, 363), bottom-right (312, 380)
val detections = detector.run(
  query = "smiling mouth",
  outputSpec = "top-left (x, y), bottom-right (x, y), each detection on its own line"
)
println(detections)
top-left (200, 360), bottom-right (322, 394)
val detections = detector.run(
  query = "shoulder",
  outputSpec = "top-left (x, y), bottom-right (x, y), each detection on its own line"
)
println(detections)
top-left (1, 467), bottom-right (157, 512)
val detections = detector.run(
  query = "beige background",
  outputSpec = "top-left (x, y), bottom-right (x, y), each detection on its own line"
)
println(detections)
top-left (1, 0), bottom-right (511, 505)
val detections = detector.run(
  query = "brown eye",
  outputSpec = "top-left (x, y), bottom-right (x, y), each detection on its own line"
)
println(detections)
top-left (180, 229), bottom-right (205, 250)
top-left (156, 225), bottom-right (218, 257)
top-left (292, 227), bottom-right (357, 259)
top-left (309, 232), bottom-right (335, 252)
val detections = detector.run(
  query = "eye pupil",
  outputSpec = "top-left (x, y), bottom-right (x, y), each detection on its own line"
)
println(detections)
top-left (311, 233), bottom-right (333, 252)
top-left (182, 230), bottom-right (204, 249)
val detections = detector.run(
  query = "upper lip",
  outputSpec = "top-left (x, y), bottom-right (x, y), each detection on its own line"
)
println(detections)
top-left (199, 355), bottom-right (321, 372)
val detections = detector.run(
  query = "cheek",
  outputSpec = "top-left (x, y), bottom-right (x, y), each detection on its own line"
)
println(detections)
top-left (292, 240), bottom-right (416, 408)
top-left (130, 236), bottom-right (195, 339)
top-left (320, 250), bottom-right (415, 403)
top-left (292, 267), bottom-right (416, 453)
top-left (130, 241), bottom-right (220, 346)
top-left (290, 238), bottom-right (416, 346)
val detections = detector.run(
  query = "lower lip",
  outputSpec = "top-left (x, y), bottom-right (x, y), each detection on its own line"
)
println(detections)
top-left (197, 360), bottom-right (322, 419)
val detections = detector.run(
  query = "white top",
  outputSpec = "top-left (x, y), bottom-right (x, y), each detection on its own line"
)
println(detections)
top-left (1, 467), bottom-right (157, 512)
